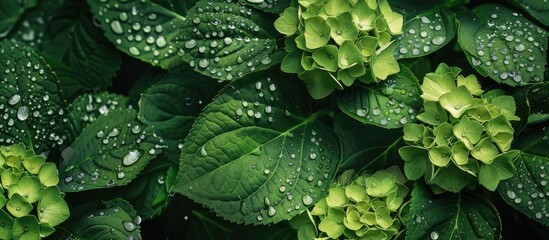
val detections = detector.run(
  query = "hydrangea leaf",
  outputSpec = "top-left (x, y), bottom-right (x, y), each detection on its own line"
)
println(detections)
top-left (0, 41), bottom-right (67, 154)
top-left (12, 215), bottom-right (39, 240)
top-left (327, 13), bottom-right (359, 46)
top-left (458, 4), bottom-right (548, 86)
top-left (172, 70), bottom-right (340, 225)
top-left (87, 0), bottom-right (188, 69)
top-left (0, 1), bottom-right (32, 38)
top-left (471, 137), bottom-right (500, 164)
top-left (58, 109), bottom-right (163, 192)
top-left (406, 182), bottom-right (501, 239)
top-left (174, 0), bottom-right (283, 81)
top-left (37, 186), bottom-right (70, 227)
top-left (338, 66), bottom-right (421, 129)
top-left (399, 146), bottom-right (429, 180)
top-left (60, 199), bottom-right (141, 239)
top-left (299, 69), bottom-right (341, 99)
top-left (498, 123), bottom-right (549, 226)
top-left (439, 86), bottom-right (476, 118)
top-left (416, 101), bottom-right (448, 126)
top-left (274, 7), bottom-right (299, 36)
top-left (478, 151), bottom-right (518, 191)
top-left (304, 16), bottom-right (331, 49)
top-left (312, 45), bottom-right (339, 72)
top-left (453, 116), bottom-right (484, 150)
top-left (511, 0), bottom-right (549, 26)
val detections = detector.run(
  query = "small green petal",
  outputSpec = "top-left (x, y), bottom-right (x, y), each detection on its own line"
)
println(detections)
top-left (357, 36), bottom-right (378, 58)
top-left (420, 72), bottom-right (456, 102)
top-left (457, 74), bottom-right (483, 96)
top-left (326, 187), bottom-right (349, 208)
top-left (471, 137), bottom-right (500, 164)
top-left (274, 7), bottom-right (299, 36)
top-left (6, 193), bottom-right (33, 218)
top-left (12, 216), bottom-right (39, 240)
top-left (434, 122), bottom-right (453, 146)
top-left (345, 184), bottom-right (367, 202)
top-left (399, 147), bottom-right (428, 180)
top-left (439, 86), bottom-right (476, 118)
top-left (403, 124), bottom-right (425, 143)
top-left (311, 198), bottom-right (328, 216)
top-left (478, 151), bottom-right (519, 191)
top-left (378, 0), bottom-right (403, 34)
top-left (371, 45), bottom-right (399, 80)
top-left (299, 69), bottom-right (341, 99)
top-left (490, 95), bottom-right (520, 121)
top-left (304, 16), bottom-right (331, 49)
top-left (428, 146), bottom-right (452, 167)
top-left (375, 206), bottom-right (393, 229)
top-left (452, 141), bottom-right (469, 165)
top-left (344, 210), bottom-right (363, 230)
top-left (416, 101), bottom-right (448, 126)
top-left (453, 116), bottom-right (484, 150)
top-left (352, 0), bottom-right (376, 31)
top-left (312, 45), bottom-right (339, 72)
top-left (338, 41), bottom-right (363, 69)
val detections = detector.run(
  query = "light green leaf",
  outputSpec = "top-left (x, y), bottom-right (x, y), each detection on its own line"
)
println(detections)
top-left (439, 86), bottom-right (476, 118)
top-left (478, 151), bottom-right (518, 191)
top-left (352, 0), bottom-right (376, 31)
top-left (338, 66), bottom-right (421, 129)
top-left (0, 40), bottom-right (67, 154)
top-left (345, 184), bottom-right (367, 203)
top-left (66, 92), bottom-right (132, 144)
top-left (458, 4), bottom-right (548, 86)
top-left (172, 70), bottom-right (340, 225)
top-left (58, 109), bottom-right (163, 192)
top-left (60, 199), bottom-right (141, 239)
top-left (299, 69), bottom-right (341, 99)
top-left (174, 0), bottom-right (283, 80)
top-left (406, 182), bottom-right (501, 239)
top-left (393, 8), bottom-right (455, 59)
top-left (88, 0), bottom-right (188, 69)
top-left (274, 7), bottom-right (299, 36)
top-left (37, 187), bottom-right (69, 227)
top-left (498, 123), bottom-right (549, 226)
top-left (0, 1), bottom-right (27, 38)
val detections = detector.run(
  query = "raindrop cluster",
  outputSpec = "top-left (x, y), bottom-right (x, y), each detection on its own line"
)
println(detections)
top-left (173, 0), bottom-right (278, 81)
top-left (394, 11), bottom-right (451, 59)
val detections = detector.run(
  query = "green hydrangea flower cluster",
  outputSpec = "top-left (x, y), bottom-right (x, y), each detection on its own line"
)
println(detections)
top-left (307, 167), bottom-right (408, 239)
top-left (0, 143), bottom-right (69, 239)
top-left (399, 63), bottom-right (520, 193)
top-left (275, 0), bottom-right (403, 99)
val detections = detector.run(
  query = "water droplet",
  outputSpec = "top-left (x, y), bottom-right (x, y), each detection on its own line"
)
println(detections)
top-left (506, 190), bottom-right (516, 199)
top-left (123, 221), bottom-right (136, 232)
top-left (156, 36), bottom-right (167, 48)
top-left (263, 169), bottom-right (270, 175)
top-left (431, 36), bottom-right (446, 45)
top-left (199, 146), bottom-right (208, 157)
top-left (131, 125), bottom-right (141, 134)
top-left (123, 150), bottom-right (140, 166)
top-left (129, 47), bottom-right (140, 56)
top-left (17, 106), bottom-right (28, 121)
top-left (279, 186), bottom-right (286, 192)
top-left (110, 20), bottom-right (124, 34)
top-left (309, 153), bottom-right (317, 160)
top-left (373, 108), bottom-right (381, 116)
top-left (356, 108), bottom-right (368, 117)
top-left (430, 231), bottom-right (439, 240)
top-left (8, 94), bottom-right (20, 105)
top-left (302, 195), bottom-right (313, 205)
top-left (268, 206), bottom-right (276, 216)
top-left (117, 172), bottom-right (125, 179)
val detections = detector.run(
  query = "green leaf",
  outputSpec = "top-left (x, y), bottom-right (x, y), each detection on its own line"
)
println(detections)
top-left (334, 113), bottom-right (404, 173)
top-left (39, 1), bottom-right (121, 101)
top-left (88, 0), bottom-right (187, 69)
top-left (172, 70), bottom-right (340, 225)
top-left (299, 69), bottom-right (341, 99)
top-left (4, 0), bottom-right (64, 46)
top-left (526, 83), bottom-right (549, 125)
top-left (304, 16), bottom-right (331, 49)
top-left (0, 40), bottom-right (67, 153)
top-left (138, 66), bottom-right (223, 162)
top-left (393, 8), bottom-right (455, 59)
top-left (240, 0), bottom-right (292, 14)
top-left (66, 92), bottom-right (132, 144)
top-left (173, 0), bottom-right (283, 81)
top-left (0, 210), bottom-right (13, 239)
top-left (511, 0), bottom-right (549, 26)
top-left (60, 199), bottom-right (141, 239)
top-left (406, 182), bottom-right (501, 240)
top-left (498, 123), bottom-right (549, 226)
top-left (338, 66), bottom-right (422, 129)
top-left (58, 109), bottom-right (163, 192)
top-left (274, 7), bottom-right (299, 36)
top-left (12, 215), bottom-right (40, 240)
top-left (37, 186), bottom-right (69, 227)
top-left (458, 4), bottom-right (548, 86)
top-left (0, 1), bottom-right (27, 38)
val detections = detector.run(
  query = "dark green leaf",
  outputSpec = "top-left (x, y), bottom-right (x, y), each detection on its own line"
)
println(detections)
top-left (60, 199), bottom-right (142, 240)
top-left (0, 40), bottom-right (67, 153)
top-left (458, 4), bottom-right (548, 86)
top-left (173, 0), bottom-right (284, 81)
top-left (0, 1), bottom-right (27, 38)
top-left (334, 113), bottom-right (404, 173)
top-left (406, 182), bottom-right (501, 240)
top-left (511, 0), bottom-right (549, 26)
top-left (172, 70), bottom-right (341, 225)
top-left (66, 92), bottom-right (132, 144)
top-left (138, 66), bottom-right (223, 162)
top-left (337, 66), bottom-right (422, 129)
top-left (527, 83), bottom-right (549, 125)
top-left (240, 0), bottom-right (292, 14)
top-left (498, 123), bottom-right (549, 226)
top-left (58, 109), bottom-right (163, 192)
top-left (88, 0), bottom-right (186, 69)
